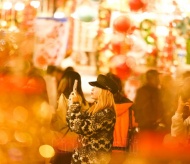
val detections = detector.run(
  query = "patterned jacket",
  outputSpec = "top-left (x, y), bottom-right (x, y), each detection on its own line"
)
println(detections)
top-left (51, 94), bottom-right (89, 152)
top-left (66, 103), bottom-right (116, 164)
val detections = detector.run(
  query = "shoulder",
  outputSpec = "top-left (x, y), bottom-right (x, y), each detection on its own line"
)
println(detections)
top-left (93, 108), bottom-right (116, 123)
top-left (120, 96), bottom-right (132, 103)
top-left (96, 108), bottom-right (116, 117)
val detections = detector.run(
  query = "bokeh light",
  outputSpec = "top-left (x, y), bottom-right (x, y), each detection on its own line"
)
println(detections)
top-left (39, 144), bottom-right (55, 158)
top-left (14, 131), bottom-right (33, 146)
top-left (13, 106), bottom-right (28, 122)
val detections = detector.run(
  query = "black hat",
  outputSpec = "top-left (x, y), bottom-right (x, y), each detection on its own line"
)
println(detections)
top-left (89, 74), bottom-right (119, 94)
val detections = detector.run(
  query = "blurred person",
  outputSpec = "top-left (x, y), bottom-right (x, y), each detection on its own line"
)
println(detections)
top-left (67, 74), bottom-right (118, 164)
top-left (124, 76), bottom-right (141, 101)
top-left (160, 74), bottom-right (177, 132)
top-left (106, 73), bottom-right (138, 164)
top-left (181, 71), bottom-right (190, 120)
top-left (132, 69), bottom-right (166, 158)
top-left (171, 77), bottom-right (190, 145)
top-left (54, 66), bottom-right (65, 87)
top-left (133, 69), bottom-right (165, 131)
top-left (163, 77), bottom-right (190, 162)
top-left (43, 65), bottom-right (58, 110)
top-left (182, 70), bottom-right (190, 79)
top-left (57, 66), bottom-right (75, 98)
top-left (50, 71), bottom-right (89, 164)
top-left (0, 62), bottom-right (53, 163)
top-left (63, 66), bottom-right (75, 73)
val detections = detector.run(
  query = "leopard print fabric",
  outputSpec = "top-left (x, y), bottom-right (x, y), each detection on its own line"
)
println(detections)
top-left (66, 103), bottom-right (116, 164)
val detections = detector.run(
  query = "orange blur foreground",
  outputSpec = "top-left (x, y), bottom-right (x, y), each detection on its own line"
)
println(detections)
top-left (134, 131), bottom-right (190, 163)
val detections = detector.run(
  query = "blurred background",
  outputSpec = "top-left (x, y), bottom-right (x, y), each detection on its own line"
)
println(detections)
top-left (0, 0), bottom-right (190, 163)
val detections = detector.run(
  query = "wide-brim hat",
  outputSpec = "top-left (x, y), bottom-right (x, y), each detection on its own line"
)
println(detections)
top-left (89, 74), bottom-right (119, 94)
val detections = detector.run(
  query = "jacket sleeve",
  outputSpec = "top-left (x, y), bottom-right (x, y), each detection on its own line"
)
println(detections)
top-left (171, 112), bottom-right (190, 140)
top-left (50, 94), bottom-right (68, 132)
top-left (66, 103), bottom-right (116, 136)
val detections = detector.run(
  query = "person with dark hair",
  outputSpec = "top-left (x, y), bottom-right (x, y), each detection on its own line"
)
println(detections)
top-left (133, 69), bottom-right (165, 131)
top-left (54, 67), bottom-right (65, 85)
top-left (63, 66), bottom-right (75, 73)
top-left (50, 71), bottom-right (89, 164)
top-left (67, 74), bottom-right (118, 164)
top-left (57, 66), bottom-right (75, 98)
top-left (132, 69), bottom-right (166, 158)
top-left (46, 65), bottom-right (57, 74)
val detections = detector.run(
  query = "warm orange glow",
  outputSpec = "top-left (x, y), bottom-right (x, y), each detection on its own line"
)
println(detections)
top-left (14, 131), bottom-right (32, 146)
top-left (0, 110), bottom-right (5, 124)
top-left (13, 106), bottom-right (28, 122)
top-left (0, 130), bottom-right (9, 145)
top-left (39, 145), bottom-right (55, 158)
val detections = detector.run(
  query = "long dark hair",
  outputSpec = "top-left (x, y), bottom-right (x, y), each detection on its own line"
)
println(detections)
top-left (58, 71), bottom-right (87, 105)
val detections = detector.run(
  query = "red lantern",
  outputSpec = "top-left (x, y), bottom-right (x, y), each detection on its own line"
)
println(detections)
top-left (110, 55), bottom-right (132, 80)
top-left (111, 34), bottom-right (125, 55)
top-left (111, 40), bottom-right (121, 55)
top-left (111, 38), bottom-right (131, 55)
top-left (129, 0), bottom-right (146, 12)
top-left (113, 16), bottom-right (131, 33)
top-left (114, 62), bottom-right (131, 80)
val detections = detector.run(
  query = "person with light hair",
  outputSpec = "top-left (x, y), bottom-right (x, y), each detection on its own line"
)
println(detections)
top-left (67, 74), bottom-right (119, 164)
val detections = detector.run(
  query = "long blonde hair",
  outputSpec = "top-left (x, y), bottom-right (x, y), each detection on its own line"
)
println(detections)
top-left (88, 89), bottom-right (116, 114)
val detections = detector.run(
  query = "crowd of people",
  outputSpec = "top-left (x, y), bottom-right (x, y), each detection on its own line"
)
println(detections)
top-left (47, 65), bottom-right (190, 163)
top-left (1, 61), bottom-right (190, 163)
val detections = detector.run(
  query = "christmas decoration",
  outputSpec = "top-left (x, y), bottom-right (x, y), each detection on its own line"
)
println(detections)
top-left (139, 19), bottom-right (156, 45)
top-left (75, 5), bottom-right (98, 22)
top-left (128, 0), bottom-right (147, 12)
top-left (113, 15), bottom-right (131, 33)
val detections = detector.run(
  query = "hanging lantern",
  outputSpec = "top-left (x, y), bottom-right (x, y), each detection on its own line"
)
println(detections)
top-left (110, 55), bottom-right (132, 80)
top-left (113, 15), bottom-right (131, 33)
top-left (76, 5), bottom-right (98, 22)
top-left (128, 0), bottom-right (146, 12)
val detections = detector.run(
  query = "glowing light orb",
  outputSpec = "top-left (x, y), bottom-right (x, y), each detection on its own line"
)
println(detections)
top-left (14, 131), bottom-right (32, 146)
top-left (39, 145), bottom-right (55, 158)
top-left (113, 15), bottom-right (131, 33)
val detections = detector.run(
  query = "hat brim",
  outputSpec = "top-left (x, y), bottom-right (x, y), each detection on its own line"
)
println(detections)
top-left (89, 81), bottom-right (107, 90)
